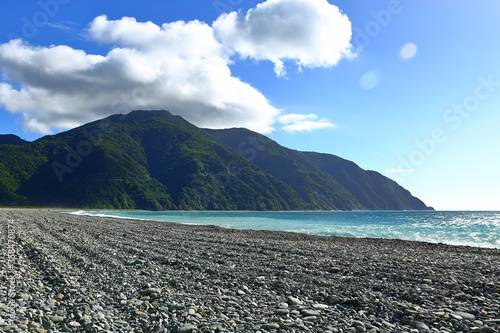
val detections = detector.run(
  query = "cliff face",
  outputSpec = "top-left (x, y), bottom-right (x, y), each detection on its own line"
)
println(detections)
top-left (0, 110), bottom-right (431, 210)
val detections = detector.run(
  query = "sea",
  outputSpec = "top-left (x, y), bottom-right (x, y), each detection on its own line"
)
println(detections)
top-left (73, 210), bottom-right (500, 249)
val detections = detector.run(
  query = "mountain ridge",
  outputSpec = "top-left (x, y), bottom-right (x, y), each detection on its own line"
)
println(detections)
top-left (0, 110), bottom-right (432, 210)
top-left (0, 134), bottom-right (29, 146)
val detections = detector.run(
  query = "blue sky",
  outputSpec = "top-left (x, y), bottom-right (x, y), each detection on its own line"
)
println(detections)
top-left (1, 0), bottom-right (499, 210)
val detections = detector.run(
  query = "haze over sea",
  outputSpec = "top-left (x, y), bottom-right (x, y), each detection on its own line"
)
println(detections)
top-left (75, 211), bottom-right (499, 249)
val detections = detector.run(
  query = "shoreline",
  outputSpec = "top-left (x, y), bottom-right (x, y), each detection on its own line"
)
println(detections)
top-left (1, 209), bottom-right (499, 332)
top-left (72, 209), bottom-right (500, 250)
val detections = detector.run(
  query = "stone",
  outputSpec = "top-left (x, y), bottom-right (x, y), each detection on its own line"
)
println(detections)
top-left (144, 287), bottom-right (161, 295)
top-left (302, 309), bottom-right (320, 316)
top-left (453, 311), bottom-right (476, 320)
top-left (68, 321), bottom-right (81, 328)
top-left (411, 321), bottom-right (430, 332)
top-left (352, 320), bottom-right (366, 328)
top-left (16, 293), bottom-right (30, 300)
top-left (287, 296), bottom-right (303, 305)
top-left (42, 320), bottom-right (53, 330)
top-left (275, 308), bottom-right (290, 315)
top-left (262, 323), bottom-right (280, 330)
top-left (60, 324), bottom-right (72, 332)
top-left (327, 295), bottom-right (341, 304)
top-left (48, 315), bottom-right (65, 324)
top-left (178, 323), bottom-right (197, 333)
top-left (479, 327), bottom-right (496, 333)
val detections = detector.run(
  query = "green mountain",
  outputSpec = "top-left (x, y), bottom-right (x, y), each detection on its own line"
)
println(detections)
top-left (0, 134), bottom-right (28, 146)
top-left (206, 128), bottom-right (429, 210)
top-left (0, 110), bottom-right (432, 210)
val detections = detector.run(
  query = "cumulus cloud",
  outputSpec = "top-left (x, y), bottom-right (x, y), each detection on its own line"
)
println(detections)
top-left (0, 18), bottom-right (277, 134)
top-left (213, 0), bottom-right (354, 77)
top-left (0, 0), bottom-right (353, 134)
top-left (278, 113), bottom-right (335, 133)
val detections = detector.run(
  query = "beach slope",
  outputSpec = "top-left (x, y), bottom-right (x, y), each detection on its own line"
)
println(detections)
top-left (1, 209), bottom-right (498, 332)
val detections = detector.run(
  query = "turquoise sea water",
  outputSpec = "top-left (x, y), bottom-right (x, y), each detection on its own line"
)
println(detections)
top-left (74, 211), bottom-right (500, 249)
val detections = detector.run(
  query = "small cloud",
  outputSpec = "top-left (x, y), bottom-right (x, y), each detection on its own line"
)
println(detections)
top-left (44, 21), bottom-right (77, 33)
top-left (278, 113), bottom-right (316, 125)
top-left (385, 169), bottom-right (414, 173)
top-left (278, 113), bottom-right (335, 133)
top-left (399, 43), bottom-right (418, 61)
top-left (359, 70), bottom-right (380, 90)
top-left (213, 0), bottom-right (355, 78)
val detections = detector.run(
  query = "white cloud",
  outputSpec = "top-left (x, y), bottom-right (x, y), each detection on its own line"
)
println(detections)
top-left (278, 113), bottom-right (335, 133)
top-left (0, 18), bottom-right (277, 134)
top-left (213, 0), bottom-right (354, 77)
top-left (385, 169), bottom-right (414, 173)
top-left (0, 0), bottom-right (354, 134)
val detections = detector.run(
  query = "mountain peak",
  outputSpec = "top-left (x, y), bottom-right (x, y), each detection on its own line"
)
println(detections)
top-left (0, 134), bottom-right (29, 146)
top-left (0, 112), bottom-right (431, 210)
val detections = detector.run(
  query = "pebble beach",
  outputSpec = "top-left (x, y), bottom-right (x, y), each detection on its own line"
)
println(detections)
top-left (0, 209), bottom-right (499, 333)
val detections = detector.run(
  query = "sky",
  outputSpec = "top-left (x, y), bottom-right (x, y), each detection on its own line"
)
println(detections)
top-left (0, 0), bottom-right (499, 211)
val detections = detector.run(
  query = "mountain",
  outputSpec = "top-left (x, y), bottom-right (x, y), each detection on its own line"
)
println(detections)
top-left (0, 134), bottom-right (29, 146)
top-left (0, 110), bottom-right (432, 210)
top-left (206, 128), bottom-right (431, 210)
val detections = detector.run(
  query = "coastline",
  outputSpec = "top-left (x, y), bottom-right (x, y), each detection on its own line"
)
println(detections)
top-left (1, 209), bottom-right (499, 332)
top-left (72, 209), bottom-right (500, 249)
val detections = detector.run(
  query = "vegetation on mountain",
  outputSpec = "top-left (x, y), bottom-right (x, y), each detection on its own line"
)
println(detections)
top-left (0, 110), bottom-right (431, 210)
top-left (0, 134), bottom-right (28, 146)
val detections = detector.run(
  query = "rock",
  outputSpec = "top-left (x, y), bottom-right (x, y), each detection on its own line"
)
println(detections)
top-left (479, 327), bottom-right (496, 333)
top-left (352, 320), bottom-right (365, 327)
top-left (302, 309), bottom-right (321, 316)
top-left (262, 323), bottom-right (281, 330)
top-left (68, 321), bottom-right (81, 328)
top-left (16, 293), bottom-right (30, 300)
top-left (327, 295), bottom-right (341, 304)
top-left (178, 324), bottom-right (197, 333)
top-left (275, 308), bottom-right (290, 315)
top-left (60, 324), bottom-right (72, 332)
top-left (287, 296), bottom-right (303, 305)
top-left (453, 311), bottom-right (476, 320)
top-left (2, 210), bottom-right (499, 333)
top-left (143, 287), bottom-right (161, 295)
top-left (48, 315), bottom-right (65, 324)
top-left (411, 321), bottom-right (430, 332)
top-left (42, 320), bottom-right (53, 330)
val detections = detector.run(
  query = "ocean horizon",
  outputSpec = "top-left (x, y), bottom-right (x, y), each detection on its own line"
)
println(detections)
top-left (73, 210), bottom-right (500, 249)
